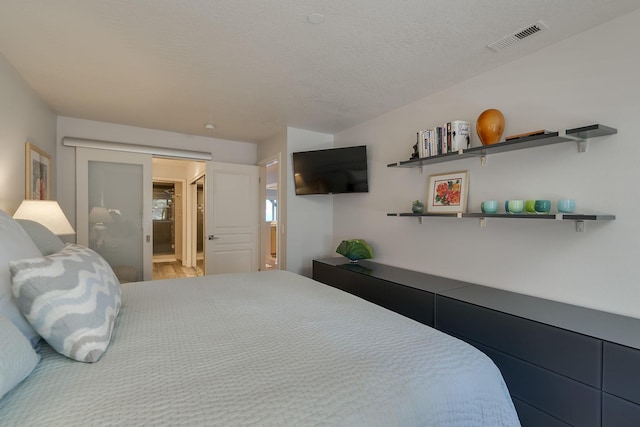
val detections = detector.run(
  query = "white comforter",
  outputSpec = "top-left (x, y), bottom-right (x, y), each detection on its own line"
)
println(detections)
top-left (0, 270), bottom-right (520, 426)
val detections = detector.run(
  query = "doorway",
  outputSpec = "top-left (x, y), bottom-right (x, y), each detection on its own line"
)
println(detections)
top-left (72, 140), bottom-right (216, 281)
top-left (195, 176), bottom-right (205, 276)
top-left (259, 155), bottom-right (281, 271)
top-left (152, 182), bottom-right (176, 259)
top-left (77, 151), bottom-right (259, 281)
top-left (151, 158), bottom-right (204, 280)
top-left (153, 160), bottom-right (260, 277)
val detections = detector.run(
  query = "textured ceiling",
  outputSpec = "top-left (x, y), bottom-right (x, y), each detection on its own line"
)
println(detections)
top-left (0, 1), bottom-right (639, 143)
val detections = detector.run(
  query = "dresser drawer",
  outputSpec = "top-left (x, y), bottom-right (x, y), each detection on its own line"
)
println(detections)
top-left (603, 341), bottom-right (640, 405)
top-left (512, 398), bottom-right (571, 427)
top-left (602, 392), bottom-right (640, 427)
top-left (313, 260), bottom-right (434, 326)
top-left (436, 296), bottom-right (601, 387)
top-left (470, 339), bottom-right (601, 427)
top-left (312, 260), bottom-right (364, 295)
top-left (361, 276), bottom-right (434, 326)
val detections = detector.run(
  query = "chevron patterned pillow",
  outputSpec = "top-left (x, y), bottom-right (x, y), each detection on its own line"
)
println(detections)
top-left (9, 244), bottom-right (121, 363)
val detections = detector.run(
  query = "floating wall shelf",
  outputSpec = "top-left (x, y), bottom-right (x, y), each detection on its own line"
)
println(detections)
top-left (386, 212), bottom-right (616, 221)
top-left (387, 124), bottom-right (617, 231)
top-left (387, 124), bottom-right (617, 168)
top-left (386, 212), bottom-right (616, 232)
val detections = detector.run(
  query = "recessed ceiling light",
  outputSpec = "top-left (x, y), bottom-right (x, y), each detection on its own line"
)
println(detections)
top-left (204, 123), bottom-right (216, 132)
top-left (307, 13), bottom-right (324, 24)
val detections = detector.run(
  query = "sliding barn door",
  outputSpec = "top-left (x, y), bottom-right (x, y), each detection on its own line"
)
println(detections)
top-left (76, 148), bottom-right (153, 281)
top-left (204, 162), bottom-right (260, 274)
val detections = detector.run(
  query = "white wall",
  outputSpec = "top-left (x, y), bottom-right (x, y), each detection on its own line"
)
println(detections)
top-left (153, 159), bottom-right (189, 181)
top-left (286, 127), bottom-right (334, 276)
top-left (333, 10), bottom-right (640, 318)
top-left (0, 54), bottom-right (56, 213)
top-left (56, 116), bottom-right (257, 228)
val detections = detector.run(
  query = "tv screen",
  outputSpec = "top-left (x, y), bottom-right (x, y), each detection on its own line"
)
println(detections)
top-left (292, 145), bottom-right (369, 195)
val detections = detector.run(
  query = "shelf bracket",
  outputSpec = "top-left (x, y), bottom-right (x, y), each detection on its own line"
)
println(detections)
top-left (479, 218), bottom-right (487, 228)
top-left (560, 129), bottom-right (588, 153)
top-left (577, 140), bottom-right (588, 153)
top-left (575, 220), bottom-right (585, 232)
top-left (418, 217), bottom-right (423, 225)
top-left (480, 156), bottom-right (487, 166)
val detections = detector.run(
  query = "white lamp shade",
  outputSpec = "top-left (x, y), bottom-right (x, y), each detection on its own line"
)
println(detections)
top-left (13, 200), bottom-right (75, 235)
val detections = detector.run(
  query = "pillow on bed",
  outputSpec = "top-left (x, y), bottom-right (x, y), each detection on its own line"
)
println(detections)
top-left (16, 219), bottom-right (65, 256)
top-left (9, 244), bottom-right (121, 363)
top-left (0, 210), bottom-right (42, 348)
top-left (0, 314), bottom-right (40, 400)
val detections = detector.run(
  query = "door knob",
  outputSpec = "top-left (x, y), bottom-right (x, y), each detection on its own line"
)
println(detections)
top-left (208, 235), bottom-right (219, 240)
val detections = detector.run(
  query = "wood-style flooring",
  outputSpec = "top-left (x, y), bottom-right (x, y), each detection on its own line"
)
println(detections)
top-left (152, 260), bottom-right (203, 280)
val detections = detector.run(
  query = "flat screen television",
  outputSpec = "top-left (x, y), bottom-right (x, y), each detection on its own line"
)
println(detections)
top-left (292, 145), bottom-right (369, 195)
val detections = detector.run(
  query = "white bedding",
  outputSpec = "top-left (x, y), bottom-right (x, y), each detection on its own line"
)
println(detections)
top-left (0, 270), bottom-right (520, 426)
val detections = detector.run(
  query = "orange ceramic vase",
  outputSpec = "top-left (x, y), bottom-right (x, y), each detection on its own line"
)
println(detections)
top-left (476, 109), bottom-right (505, 146)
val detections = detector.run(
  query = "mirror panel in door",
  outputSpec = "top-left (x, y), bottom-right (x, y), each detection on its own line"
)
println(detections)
top-left (88, 161), bottom-right (144, 283)
top-left (76, 148), bottom-right (152, 281)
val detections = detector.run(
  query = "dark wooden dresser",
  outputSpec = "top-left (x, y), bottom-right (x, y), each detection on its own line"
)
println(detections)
top-left (313, 258), bottom-right (640, 427)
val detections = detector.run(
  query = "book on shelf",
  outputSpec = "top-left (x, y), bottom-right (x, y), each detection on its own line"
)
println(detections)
top-left (505, 129), bottom-right (553, 141)
top-left (429, 130), bottom-right (438, 156)
top-left (418, 129), bottom-right (439, 158)
top-left (418, 130), bottom-right (427, 158)
top-left (434, 126), bottom-right (445, 155)
top-left (424, 129), bottom-right (437, 157)
top-left (441, 126), bottom-right (448, 154)
top-left (451, 120), bottom-right (470, 151)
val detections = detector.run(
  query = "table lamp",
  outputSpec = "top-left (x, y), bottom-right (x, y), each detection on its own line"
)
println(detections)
top-left (13, 200), bottom-right (75, 236)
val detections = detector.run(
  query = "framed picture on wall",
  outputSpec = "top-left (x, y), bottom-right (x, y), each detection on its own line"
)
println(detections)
top-left (426, 170), bottom-right (469, 213)
top-left (25, 142), bottom-right (52, 200)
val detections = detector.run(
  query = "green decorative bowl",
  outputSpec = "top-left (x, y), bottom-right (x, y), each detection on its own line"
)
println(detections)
top-left (336, 239), bottom-right (373, 263)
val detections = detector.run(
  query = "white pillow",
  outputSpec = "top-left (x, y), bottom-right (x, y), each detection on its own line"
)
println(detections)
top-left (16, 219), bottom-right (65, 256)
top-left (0, 314), bottom-right (40, 400)
top-left (10, 244), bottom-right (121, 363)
top-left (0, 210), bottom-right (42, 347)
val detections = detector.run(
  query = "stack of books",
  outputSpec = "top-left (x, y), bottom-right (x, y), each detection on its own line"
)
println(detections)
top-left (416, 120), bottom-right (470, 158)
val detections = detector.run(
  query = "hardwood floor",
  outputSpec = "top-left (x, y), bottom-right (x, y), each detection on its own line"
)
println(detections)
top-left (153, 261), bottom-right (199, 280)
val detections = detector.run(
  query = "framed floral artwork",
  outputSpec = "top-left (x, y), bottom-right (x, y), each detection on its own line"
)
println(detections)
top-left (25, 142), bottom-right (52, 200)
top-left (426, 170), bottom-right (469, 213)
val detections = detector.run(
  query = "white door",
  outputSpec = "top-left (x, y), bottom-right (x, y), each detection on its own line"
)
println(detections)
top-left (76, 148), bottom-right (153, 281)
top-left (204, 162), bottom-right (260, 274)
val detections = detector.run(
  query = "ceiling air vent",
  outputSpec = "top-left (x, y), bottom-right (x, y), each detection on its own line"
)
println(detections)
top-left (488, 20), bottom-right (548, 52)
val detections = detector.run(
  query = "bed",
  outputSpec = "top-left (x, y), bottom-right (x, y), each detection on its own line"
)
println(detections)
top-left (0, 210), bottom-right (520, 426)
